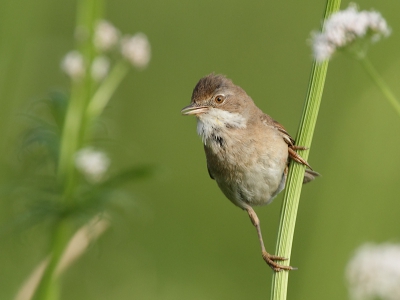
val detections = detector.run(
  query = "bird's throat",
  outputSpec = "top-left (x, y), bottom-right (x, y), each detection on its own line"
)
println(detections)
top-left (196, 108), bottom-right (247, 145)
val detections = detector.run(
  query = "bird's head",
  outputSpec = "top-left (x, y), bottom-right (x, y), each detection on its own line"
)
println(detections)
top-left (181, 73), bottom-right (256, 123)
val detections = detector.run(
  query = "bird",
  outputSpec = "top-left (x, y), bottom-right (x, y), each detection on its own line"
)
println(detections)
top-left (181, 73), bottom-right (319, 271)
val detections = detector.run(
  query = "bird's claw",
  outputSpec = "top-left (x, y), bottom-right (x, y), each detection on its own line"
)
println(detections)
top-left (262, 251), bottom-right (297, 272)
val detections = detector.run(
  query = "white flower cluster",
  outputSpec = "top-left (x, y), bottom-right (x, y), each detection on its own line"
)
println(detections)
top-left (75, 147), bottom-right (110, 183)
top-left (93, 20), bottom-right (151, 69)
top-left (61, 19), bottom-right (151, 81)
top-left (61, 51), bottom-right (85, 81)
top-left (94, 20), bottom-right (120, 52)
top-left (91, 56), bottom-right (110, 81)
top-left (346, 243), bottom-right (400, 300)
top-left (121, 33), bottom-right (151, 69)
top-left (312, 5), bottom-right (391, 62)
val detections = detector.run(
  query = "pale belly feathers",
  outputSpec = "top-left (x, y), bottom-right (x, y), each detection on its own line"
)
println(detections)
top-left (196, 108), bottom-right (288, 210)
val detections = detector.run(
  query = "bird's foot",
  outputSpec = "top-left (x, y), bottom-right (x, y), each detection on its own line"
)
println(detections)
top-left (291, 145), bottom-right (308, 151)
top-left (262, 251), bottom-right (297, 272)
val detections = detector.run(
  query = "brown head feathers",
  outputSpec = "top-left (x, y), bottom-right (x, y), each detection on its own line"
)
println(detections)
top-left (191, 73), bottom-right (235, 103)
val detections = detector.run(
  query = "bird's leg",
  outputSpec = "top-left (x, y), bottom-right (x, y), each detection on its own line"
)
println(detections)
top-left (246, 207), bottom-right (295, 272)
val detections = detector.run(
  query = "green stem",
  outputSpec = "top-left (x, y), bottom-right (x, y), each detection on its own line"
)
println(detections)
top-left (359, 56), bottom-right (400, 117)
top-left (85, 60), bottom-right (130, 122)
top-left (57, 0), bottom-right (104, 192)
top-left (34, 0), bottom-right (104, 299)
top-left (32, 220), bottom-right (71, 300)
top-left (270, 1), bottom-right (340, 299)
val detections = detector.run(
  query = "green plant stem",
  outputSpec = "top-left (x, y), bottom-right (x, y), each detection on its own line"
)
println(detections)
top-left (359, 56), bottom-right (400, 117)
top-left (270, 1), bottom-right (340, 299)
top-left (34, 0), bottom-right (104, 299)
top-left (32, 220), bottom-right (71, 300)
top-left (57, 0), bottom-right (104, 195)
top-left (86, 60), bottom-right (130, 122)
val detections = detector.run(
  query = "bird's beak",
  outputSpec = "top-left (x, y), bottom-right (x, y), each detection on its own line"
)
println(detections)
top-left (181, 104), bottom-right (209, 116)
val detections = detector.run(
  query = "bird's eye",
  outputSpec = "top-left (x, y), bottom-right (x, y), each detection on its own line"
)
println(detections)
top-left (214, 95), bottom-right (225, 104)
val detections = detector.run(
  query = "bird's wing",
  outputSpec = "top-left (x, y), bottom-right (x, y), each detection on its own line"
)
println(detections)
top-left (260, 114), bottom-right (295, 146)
top-left (261, 114), bottom-right (319, 180)
top-left (207, 165), bottom-right (215, 180)
top-left (269, 117), bottom-right (314, 171)
top-left (271, 119), bottom-right (295, 146)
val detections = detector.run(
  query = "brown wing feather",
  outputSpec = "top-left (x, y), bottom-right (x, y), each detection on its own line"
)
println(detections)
top-left (207, 165), bottom-right (215, 180)
top-left (269, 117), bottom-right (317, 174)
top-left (272, 119), bottom-right (295, 146)
top-left (261, 114), bottom-right (320, 183)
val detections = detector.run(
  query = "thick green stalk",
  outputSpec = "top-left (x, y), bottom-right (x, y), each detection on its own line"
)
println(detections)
top-left (270, 1), bottom-right (341, 299)
top-left (57, 0), bottom-right (104, 196)
top-left (33, 1), bottom-right (104, 299)
top-left (32, 220), bottom-right (71, 300)
top-left (359, 56), bottom-right (400, 117)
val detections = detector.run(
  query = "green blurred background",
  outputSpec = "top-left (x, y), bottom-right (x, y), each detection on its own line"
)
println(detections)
top-left (1, 0), bottom-right (400, 299)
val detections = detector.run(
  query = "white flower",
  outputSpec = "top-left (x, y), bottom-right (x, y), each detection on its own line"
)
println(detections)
top-left (91, 56), bottom-right (110, 81)
top-left (61, 51), bottom-right (85, 80)
top-left (75, 147), bottom-right (110, 183)
top-left (346, 243), bottom-right (400, 300)
top-left (121, 33), bottom-right (151, 69)
top-left (94, 20), bottom-right (120, 52)
top-left (312, 5), bottom-right (391, 61)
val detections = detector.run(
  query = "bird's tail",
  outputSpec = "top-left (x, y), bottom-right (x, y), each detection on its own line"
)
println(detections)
top-left (303, 169), bottom-right (320, 184)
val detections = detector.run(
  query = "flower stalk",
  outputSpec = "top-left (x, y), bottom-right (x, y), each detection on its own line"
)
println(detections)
top-left (21, 0), bottom-right (151, 299)
top-left (270, 0), bottom-right (341, 299)
top-left (57, 0), bottom-right (104, 196)
top-left (358, 56), bottom-right (400, 117)
top-left (33, 0), bottom-right (105, 299)
top-left (32, 220), bottom-right (71, 300)
top-left (86, 60), bottom-right (130, 123)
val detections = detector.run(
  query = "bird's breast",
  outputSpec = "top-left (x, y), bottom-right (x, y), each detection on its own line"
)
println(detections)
top-left (202, 122), bottom-right (289, 209)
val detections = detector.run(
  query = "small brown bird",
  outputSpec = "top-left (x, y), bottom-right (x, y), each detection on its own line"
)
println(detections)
top-left (181, 74), bottom-right (319, 271)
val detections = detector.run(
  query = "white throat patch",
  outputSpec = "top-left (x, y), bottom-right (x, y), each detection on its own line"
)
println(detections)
top-left (196, 108), bottom-right (247, 144)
